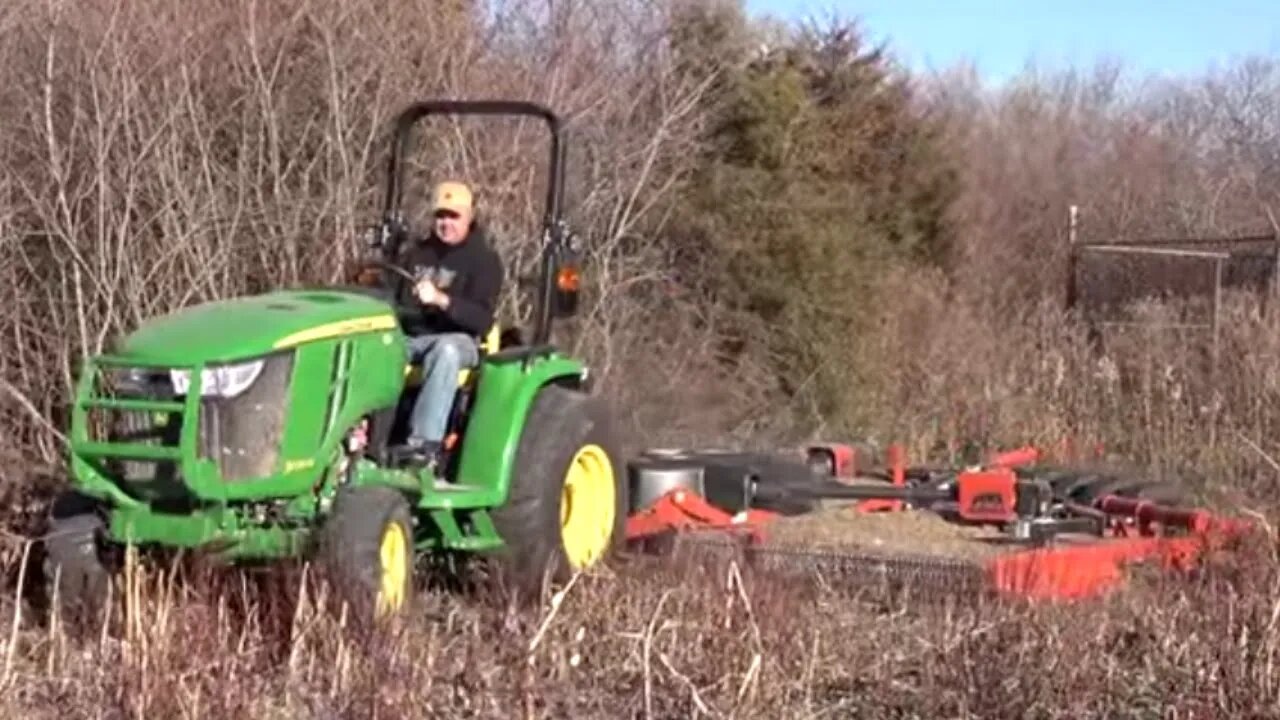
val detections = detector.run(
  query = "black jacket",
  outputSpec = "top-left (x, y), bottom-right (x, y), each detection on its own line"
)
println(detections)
top-left (394, 224), bottom-right (503, 337)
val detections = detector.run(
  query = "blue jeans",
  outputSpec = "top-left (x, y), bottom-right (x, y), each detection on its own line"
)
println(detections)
top-left (405, 332), bottom-right (479, 443)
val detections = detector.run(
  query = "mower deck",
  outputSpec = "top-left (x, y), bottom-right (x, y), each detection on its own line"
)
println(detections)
top-left (622, 442), bottom-right (1255, 602)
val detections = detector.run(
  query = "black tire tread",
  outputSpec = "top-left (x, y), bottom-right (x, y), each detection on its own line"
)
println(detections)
top-left (489, 384), bottom-right (625, 593)
top-left (318, 484), bottom-right (414, 621)
top-left (43, 510), bottom-right (110, 630)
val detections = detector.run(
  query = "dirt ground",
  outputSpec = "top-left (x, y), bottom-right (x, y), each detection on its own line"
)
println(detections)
top-left (760, 502), bottom-right (1016, 563)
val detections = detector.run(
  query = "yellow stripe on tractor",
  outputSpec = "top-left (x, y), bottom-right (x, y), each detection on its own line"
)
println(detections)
top-left (274, 314), bottom-right (398, 349)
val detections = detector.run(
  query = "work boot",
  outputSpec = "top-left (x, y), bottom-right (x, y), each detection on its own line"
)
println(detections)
top-left (390, 437), bottom-right (442, 471)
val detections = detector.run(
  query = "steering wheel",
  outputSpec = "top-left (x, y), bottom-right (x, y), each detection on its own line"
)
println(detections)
top-left (344, 258), bottom-right (425, 320)
top-left (364, 258), bottom-right (417, 284)
top-left (348, 258), bottom-right (421, 294)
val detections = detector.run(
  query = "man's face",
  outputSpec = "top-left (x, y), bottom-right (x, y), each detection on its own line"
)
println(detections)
top-left (433, 208), bottom-right (471, 245)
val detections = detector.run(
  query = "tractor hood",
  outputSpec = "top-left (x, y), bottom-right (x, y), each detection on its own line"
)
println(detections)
top-left (113, 289), bottom-right (401, 366)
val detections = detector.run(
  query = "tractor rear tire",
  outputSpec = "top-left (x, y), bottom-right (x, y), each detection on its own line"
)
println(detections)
top-left (490, 384), bottom-right (625, 595)
top-left (43, 495), bottom-right (111, 633)
top-left (318, 485), bottom-right (414, 624)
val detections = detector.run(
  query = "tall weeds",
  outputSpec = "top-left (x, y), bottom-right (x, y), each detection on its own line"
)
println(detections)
top-left (2, 2), bottom-right (1280, 716)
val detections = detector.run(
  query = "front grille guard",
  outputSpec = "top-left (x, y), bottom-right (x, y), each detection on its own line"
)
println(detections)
top-left (71, 353), bottom-right (289, 501)
top-left (72, 356), bottom-right (195, 495)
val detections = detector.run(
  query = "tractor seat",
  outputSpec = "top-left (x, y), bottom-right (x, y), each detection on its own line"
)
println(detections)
top-left (403, 324), bottom-right (502, 388)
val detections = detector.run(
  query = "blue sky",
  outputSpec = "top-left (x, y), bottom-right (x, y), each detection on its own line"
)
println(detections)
top-left (744, 1), bottom-right (1280, 85)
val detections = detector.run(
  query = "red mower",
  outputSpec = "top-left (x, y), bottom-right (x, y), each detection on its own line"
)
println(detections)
top-left (621, 442), bottom-right (1254, 601)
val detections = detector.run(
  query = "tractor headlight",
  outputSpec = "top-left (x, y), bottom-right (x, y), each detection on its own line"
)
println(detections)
top-left (169, 358), bottom-right (265, 398)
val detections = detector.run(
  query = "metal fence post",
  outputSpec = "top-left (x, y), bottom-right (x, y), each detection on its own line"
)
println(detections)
top-left (1212, 254), bottom-right (1223, 386)
top-left (1272, 229), bottom-right (1280, 309)
top-left (1066, 204), bottom-right (1079, 312)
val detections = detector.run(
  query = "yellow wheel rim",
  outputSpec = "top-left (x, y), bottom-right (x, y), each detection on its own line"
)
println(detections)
top-left (376, 520), bottom-right (408, 617)
top-left (560, 443), bottom-right (617, 569)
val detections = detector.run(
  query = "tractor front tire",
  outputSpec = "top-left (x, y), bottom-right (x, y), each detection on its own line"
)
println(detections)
top-left (491, 385), bottom-right (625, 595)
top-left (318, 485), bottom-right (414, 624)
top-left (43, 496), bottom-right (111, 633)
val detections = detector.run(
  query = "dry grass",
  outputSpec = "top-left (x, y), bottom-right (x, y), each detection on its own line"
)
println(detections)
top-left (0, 527), bottom-right (1278, 719)
top-left (1, 1), bottom-right (1280, 716)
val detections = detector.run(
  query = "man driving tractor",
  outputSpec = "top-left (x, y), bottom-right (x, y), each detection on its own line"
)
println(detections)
top-left (397, 180), bottom-right (503, 466)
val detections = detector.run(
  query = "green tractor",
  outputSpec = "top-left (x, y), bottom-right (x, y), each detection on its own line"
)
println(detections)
top-left (42, 100), bottom-right (626, 624)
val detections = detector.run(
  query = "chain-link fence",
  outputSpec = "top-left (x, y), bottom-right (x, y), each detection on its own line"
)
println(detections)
top-left (1065, 207), bottom-right (1280, 377)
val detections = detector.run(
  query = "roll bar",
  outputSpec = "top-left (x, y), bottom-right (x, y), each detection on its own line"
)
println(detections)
top-left (375, 99), bottom-right (572, 346)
